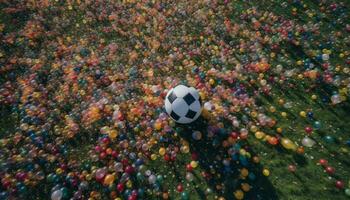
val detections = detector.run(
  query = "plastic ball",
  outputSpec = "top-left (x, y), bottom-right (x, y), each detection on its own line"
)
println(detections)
top-left (103, 174), bottom-right (115, 185)
top-left (181, 146), bottom-right (190, 154)
top-left (204, 102), bottom-right (213, 111)
top-left (151, 154), bottom-right (157, 160)
top-left (108, 130), bottom-right (118, 139)
top-left (177, 184), bottom-right (183, 192)
top-left (117, 183), bottom-right (124, 192)
top-left (234, 190), bottom-right (244, 200)
top-left (304, 126), bottom-right (313, 134)
top-left (154, 122), bottom-right (162, 130)
top-left (313, 121), bottom-right (322, 130)
top-left (325, 166), bottom-right (335, 175)
top-left (281, 112), bottom-right (287, 117)
top-left (95, 168), bottom-right (107, 181)
top-left (288, 165), bottom-right (296, 172)
top-left (268, 137), bottom-right (278, 145)
top-left (185, 172), bottom-right (194, 182)
top-left (335, 180), bottom-right (344, 189)
top-left (331, 94), bottom-right (341, 104)
top-left (190, 161), bottom-right (198, 169)
top-left (262, 169), bottom-right (270, 176)
top-left (322, 54), bottom-right (329, 61)
top-left (281, 138), bottom-right (297, 150)
top-left (126, 180), bottom-right (133, 188)
top-left (255, 131), bottom-right (265, 139)
top-left (192, 131), bottom-right (202, 140)
top-left (240, 168), bottom-right (249, 177)
top-left (241, 183), bottom-right (250, 192)
top-left (319, 159), bottom-right (328, 166)
top-left (345, 189), bottom-right (350, 196)
top-left (181, 192), bottom-right (189, 200)
top-left (51, 189), bottom-right (63, 200)
top-left (159, 148), bottom-right (166, 156)
top-left (276, 127), bottom-right (283, 134)
top-left (301, 137), bottom-right (315, 147)
top-left (148, 175), bottom-right (156, 184)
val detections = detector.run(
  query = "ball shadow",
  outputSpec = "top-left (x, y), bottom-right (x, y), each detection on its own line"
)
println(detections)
top-left (175, 116), bottom-right (279, 200)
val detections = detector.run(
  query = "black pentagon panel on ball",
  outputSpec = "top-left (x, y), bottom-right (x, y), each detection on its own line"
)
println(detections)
top-left (183, 93), bottom-right (195, 105)
top-left (167, 91), bottom-right (177, 103)
top-left (198, 96), bottom-right (202, 105)
top-left (170, 111), bottom-right (180, 120)
top-left (185, 109), bottom-right (196, 119)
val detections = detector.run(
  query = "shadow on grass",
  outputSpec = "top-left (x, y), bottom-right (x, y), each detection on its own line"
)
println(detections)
top-left (175, 116), bottom-right (279, 200)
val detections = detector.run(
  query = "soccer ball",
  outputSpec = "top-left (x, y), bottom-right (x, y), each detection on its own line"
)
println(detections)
top-left (164, 85), bottom-right (202, 124)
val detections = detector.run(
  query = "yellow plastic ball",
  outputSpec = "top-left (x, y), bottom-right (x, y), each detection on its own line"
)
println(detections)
top-left (281, 112), bottom-right (287, 117)
top-left (108, 130), bottom-right (118, 139)
top-left (190, 161), bottom-right (198, 168)
top-left (311, 95), bottom-right (317, 100)
top-left (126, 180), bottom-right (132, 188)
top-left (281, 138), bottom-right (297, 151)
top-left (250, 125), bottom-right (258, 133)
top-left (154, 122), bottom-right (162, 130)
top-left (86, 174), bottom-right (92, 181)
top-left (56, 168), bottom-right (63, 175)
top-left (269, 106), bottom-right (276, 113)
top-left (151, 154), bottom-right (157, 160)
top-left (255, 131), bottom-right (265, 139)
top-left (278, 99), bottom-right (284, 105)
top-left (209, 79), bottom-right (215, 85)
top-left (251, 111), bottom-right (257, 118)
top-left (239, 149), bottom-right (246, 155)
top-left (299, 111), bottom-right (306, 117)
top-left (199, 92), bottom-right (206, 100)
top-left (240, 168), bottom-right (249, 177)
top-left (103, 174), bottom-right (115, 185)
top-left (159, 147), bottom-right (166, 156)
top-left (181, 145), bottom-right (190, 154)
top-left (276, 127), bottom-right (283, 134)
top-left (241, 183), bottom-right (251, 192)
top-left (263, 169), bottom-right (270, 176)
top-left (234, 190), bottom-right (244, 200)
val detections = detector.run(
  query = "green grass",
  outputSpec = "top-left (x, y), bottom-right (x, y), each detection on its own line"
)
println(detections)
top-left (0, 0), bottom-right (350, 200)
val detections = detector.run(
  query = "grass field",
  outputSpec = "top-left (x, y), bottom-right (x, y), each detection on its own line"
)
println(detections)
top-left (0, 0), bottom-right (350, 200)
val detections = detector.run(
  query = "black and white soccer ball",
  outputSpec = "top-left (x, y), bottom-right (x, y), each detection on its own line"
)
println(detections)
top-left (164, 85), bottom-right (202, 124)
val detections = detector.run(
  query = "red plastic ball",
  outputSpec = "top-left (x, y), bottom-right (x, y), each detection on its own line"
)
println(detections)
top-left (335, 180), bottom-right (344, 189)
top-left (325, 166), bottom-right (335, 175)
top-left (111, 150), bottom-right (118, 158)
top-left (121, 159), bottom-right (129, 166)
top-left (117, 183), bottom-right (124, 192)
top-left (177, 184), bottom-right (183, 192)
top-left (125, 166), bottom-right (134, 174)
top-left (186, 164), bottom-right (193, 172)
top-left (164, 154), bottom-right (170, 162)
top-left (288, 165), bottom-right (296, 173)
top-left (191, 152), bottom-right (198, 160)
top-left (102, 137), bottom-right (110, 144)
top-left (99, 152), bottom-right (107, 159)
top-left (95, 145), bottom-right (102, 152)
top-left (304, 126), bottom-right (313, 134)
top-left (319, 159), bottom-right (328, 166)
